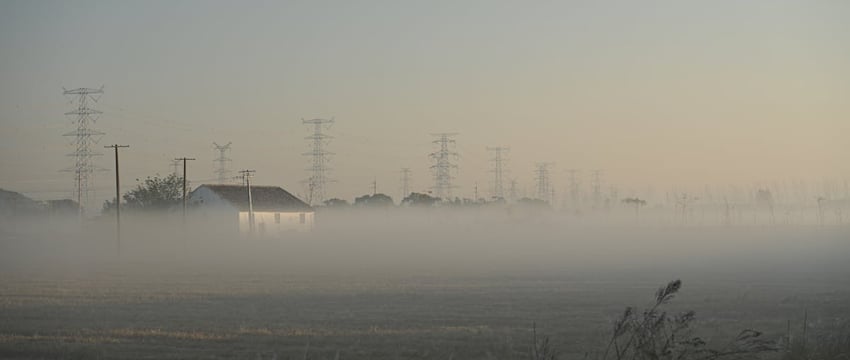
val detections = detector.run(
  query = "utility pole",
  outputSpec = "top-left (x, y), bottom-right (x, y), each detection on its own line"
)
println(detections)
top-left (175, 157), bottom-right (196, 222)
top-left (213, 142), bottom-right (233, 184)
top-left (105, 144), bottom-right (129, 256)
top-left (372, 177), bottom-right (377, 196)
top-left (400, 168), bottom-right (412, 201)
top-left (240, 170), bottom-right (256, 234)
top-left (62, 86), bottom-right (105, 218)
top-left (486, 146), bottom-right (509, 199)
top-left (430, 133), bottom-right (459, 200)
top-left (302, 118), bottom-right (335, 206)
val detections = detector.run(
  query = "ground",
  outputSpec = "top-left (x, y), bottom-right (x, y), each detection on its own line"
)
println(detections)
top-left (2, 265), bottom-right (848, 359)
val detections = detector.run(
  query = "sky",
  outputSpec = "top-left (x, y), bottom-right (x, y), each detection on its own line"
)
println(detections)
top-left (1, 0), bottom-right (848, 209)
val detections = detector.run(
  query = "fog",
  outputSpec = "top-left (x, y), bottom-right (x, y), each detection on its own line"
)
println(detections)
top-left (3, 208), bottom-right (848, 280)
top-left (2, 203), bottom-right (849, 359)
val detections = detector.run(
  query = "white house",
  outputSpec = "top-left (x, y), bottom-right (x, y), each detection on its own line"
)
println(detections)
top-left (190, 184), bottom-right (314, 236)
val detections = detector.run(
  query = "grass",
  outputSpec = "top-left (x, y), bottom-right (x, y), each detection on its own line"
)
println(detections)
top-left (782, 316), bottom-right (850, 360)
top-left (1, 268), bottom-right (849, 359)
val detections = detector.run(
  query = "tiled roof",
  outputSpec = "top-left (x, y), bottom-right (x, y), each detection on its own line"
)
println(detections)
top-left (197, 184), bottom-right (312, 212)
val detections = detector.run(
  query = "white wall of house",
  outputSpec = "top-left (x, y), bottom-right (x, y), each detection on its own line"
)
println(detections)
top-left (190, 185), bottom-right (315, 237)
top-left (238, 211), bottom-right (314, 235)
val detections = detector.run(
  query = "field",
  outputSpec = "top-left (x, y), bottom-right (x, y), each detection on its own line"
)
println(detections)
top-left (1, 216), bottom-right (849, 359)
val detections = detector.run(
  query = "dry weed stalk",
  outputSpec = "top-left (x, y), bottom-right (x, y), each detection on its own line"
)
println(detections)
top-left (598, 279), bottom-right (775, 360)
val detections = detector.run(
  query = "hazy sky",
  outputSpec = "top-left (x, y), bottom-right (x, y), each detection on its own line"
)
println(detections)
top-left (1, 0), bottom-right (848, 207)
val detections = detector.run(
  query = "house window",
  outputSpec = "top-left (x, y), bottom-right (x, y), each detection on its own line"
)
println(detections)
top-left (299, 213), bottom-right (306, 224)
top-left (275, 213), bottom-right (281, 224)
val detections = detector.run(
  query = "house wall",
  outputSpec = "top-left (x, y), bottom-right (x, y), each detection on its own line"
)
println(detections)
top-left (238, 211), bottom-right (314, 235)
top-left (190, 186), bottom-right (315, 237)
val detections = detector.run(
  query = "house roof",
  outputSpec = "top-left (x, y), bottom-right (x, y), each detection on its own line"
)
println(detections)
top-left (0, 188), bottom-right (42, 210)
top-left (196, 184), bottom-right (313, 212)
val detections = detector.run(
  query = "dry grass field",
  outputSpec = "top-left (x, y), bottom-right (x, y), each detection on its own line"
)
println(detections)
top-left (1, 265), bottom-right (848, 359)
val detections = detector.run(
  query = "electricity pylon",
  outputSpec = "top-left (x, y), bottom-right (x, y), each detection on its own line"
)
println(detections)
top-left (213, 142), bottom-right (232, 184)
top-left (400, 168), bottom-right (412, 200)
top-left (535, 163), bottom-right (554, 204)
top-left (62, 86), bottom-right (105, 217)
top-left (302, 118), bottom-right (335, 206)
top-left (487, 146), bottom-right (509, 199)
top-left (430, 133), bottom-right (459, 200)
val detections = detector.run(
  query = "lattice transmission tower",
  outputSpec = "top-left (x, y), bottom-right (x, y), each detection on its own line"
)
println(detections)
top-left (429, 133), bottom-right (459, 200)
top-left (535, 162), bottom-right (554, 204)
top-left (566, 169), bottom-right (581, 210)
top-left (487, 146), bottom-right (509, 199)
top-left (213, 142), bottom-right (232, 184)
top-left (62, 87), bottom-right (105, 216)
top-left (509, 178), bottom-right (518, 202)
top-left (302, 118), bottom-right (335, 206)
top-left (170, 159), bottom-right (181, 176)
top-left (591, 169), bottom-right (604, 209)
top-left (400, 168), bottom-right (412, 200)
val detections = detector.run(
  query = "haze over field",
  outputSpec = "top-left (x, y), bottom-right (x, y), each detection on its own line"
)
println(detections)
top-left (2, 208), bottom-right (850, 359)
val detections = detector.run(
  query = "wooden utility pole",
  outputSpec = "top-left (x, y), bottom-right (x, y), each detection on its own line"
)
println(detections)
top-left (77, 171), bottom-right (83, 220)
top-left (175, 157), bottom-right (196, 222)
top-left (106, 144), bottom-right (129, 256)
top-left (239, 170), bottom-right (256, 234)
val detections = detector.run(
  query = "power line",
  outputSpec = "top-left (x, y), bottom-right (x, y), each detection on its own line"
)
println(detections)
top-left (302, 118), bottom-right (335, 206)
top-left (61, 86), bottom-right (105, 217)
top-left (430, 133), bottom-right (459, 200)
top-left (212, 141), bottom-right (232, 184)
top-left (486, 146), bottom-right (509, 199)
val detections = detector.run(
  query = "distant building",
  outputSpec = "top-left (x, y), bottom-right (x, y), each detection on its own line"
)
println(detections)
top-left (0, 188), bottom-right (44, 217)
top-left (46, 199), bottom-right (79, 216)
top-left (189, 184), bottom-right (314, 236)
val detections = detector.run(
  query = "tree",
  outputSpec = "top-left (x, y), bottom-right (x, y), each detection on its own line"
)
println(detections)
top-left (401, 192), bottom-right (439, 207)
top-left (516, 197), bottom-right (549, 208)
top-left (103, 174), bottom-right (183, 213)
top-left (622, 197), bottom-right (647, 222)
top-left (354, 193), bottom-right (394, 207)
top-left (323, 198), bottom-right (350, 208)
